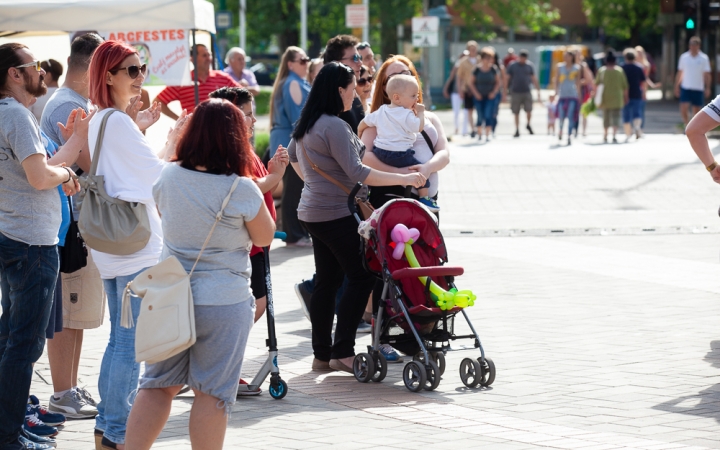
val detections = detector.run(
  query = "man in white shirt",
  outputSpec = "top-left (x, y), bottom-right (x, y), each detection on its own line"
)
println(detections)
top-left (674, 36), bottom-right (711, 126)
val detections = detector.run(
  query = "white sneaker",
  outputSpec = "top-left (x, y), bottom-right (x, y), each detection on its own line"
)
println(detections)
top-left (48, 390), bottom-right (97, 419)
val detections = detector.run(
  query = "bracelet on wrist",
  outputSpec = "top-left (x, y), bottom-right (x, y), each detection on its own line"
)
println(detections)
top-left (706, 161), bottom-right (718, 172)
top-left (63, 167), bottom-right (72, 183)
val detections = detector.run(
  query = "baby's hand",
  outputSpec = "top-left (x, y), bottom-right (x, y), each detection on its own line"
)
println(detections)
top-left (414, 103), bottom-right (426, 114)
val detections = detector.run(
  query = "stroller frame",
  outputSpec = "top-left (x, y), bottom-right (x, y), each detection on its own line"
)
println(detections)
top-left (348, 184), bottom-right (496, 392)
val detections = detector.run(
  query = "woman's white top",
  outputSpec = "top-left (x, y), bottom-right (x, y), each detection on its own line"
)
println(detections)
top-left (87, 108), bottom-right (165, 279)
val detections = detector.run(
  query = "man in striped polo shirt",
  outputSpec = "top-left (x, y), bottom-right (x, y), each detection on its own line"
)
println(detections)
top-left (156, 44), bottom-right (237, 120)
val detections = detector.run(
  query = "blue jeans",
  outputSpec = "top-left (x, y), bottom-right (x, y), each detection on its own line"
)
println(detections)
top-left (95, 269), bottom-right (145, 445)
top-left (0, 233), bottom-right (58, 447)
top-left (474, 97), bottom-right (496, 129)
top-left (623, 99), bottom-right (643, 124)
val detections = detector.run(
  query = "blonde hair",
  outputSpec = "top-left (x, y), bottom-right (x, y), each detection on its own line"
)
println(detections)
top-left (386, 74), bottom-right (417, 98)
top-left (370, 55), bottom-right (423, 112)
top-left (307, 58), bottom-right (323, 85)
top-left (269, 46), bottom-right (302, 124)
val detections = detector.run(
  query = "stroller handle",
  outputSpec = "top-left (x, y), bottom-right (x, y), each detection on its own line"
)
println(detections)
top-left (347, 182), bottom-right (363, 215)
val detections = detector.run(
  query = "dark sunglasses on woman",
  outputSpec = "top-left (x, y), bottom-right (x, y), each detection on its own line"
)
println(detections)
top-left (357, 76), bottom-right (373, 86)
top-left (295, 56), bottom-right (311, 65)
top-left (110, 63), bottom-right (147, 79)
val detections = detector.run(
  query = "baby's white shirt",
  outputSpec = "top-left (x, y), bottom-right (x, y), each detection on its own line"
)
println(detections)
top-left (363, 104), bottom-right (421, 151)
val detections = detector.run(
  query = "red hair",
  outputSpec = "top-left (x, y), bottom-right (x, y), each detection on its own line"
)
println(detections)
top-left (173, 99), bottom-right (254, 178)
top-left (87, 40), bottom-right (137, 109)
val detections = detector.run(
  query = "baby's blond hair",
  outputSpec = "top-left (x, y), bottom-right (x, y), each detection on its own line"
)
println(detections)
top-left (386, 74), bottom-right (418, 98)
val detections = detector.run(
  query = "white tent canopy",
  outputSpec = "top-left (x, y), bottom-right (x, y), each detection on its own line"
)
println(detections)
top-left (0, 0), bottom-right (216, 34)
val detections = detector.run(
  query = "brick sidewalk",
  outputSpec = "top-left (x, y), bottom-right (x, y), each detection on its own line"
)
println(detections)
top-left (24, 122), bottom-right (720, 449)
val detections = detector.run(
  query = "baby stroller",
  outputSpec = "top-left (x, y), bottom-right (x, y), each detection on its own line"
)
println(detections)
top-left (349, 184), bottom-right (496, 392)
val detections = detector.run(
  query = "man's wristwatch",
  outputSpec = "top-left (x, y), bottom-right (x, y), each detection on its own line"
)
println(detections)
top-left (707, 161), bottom-right (718, 172)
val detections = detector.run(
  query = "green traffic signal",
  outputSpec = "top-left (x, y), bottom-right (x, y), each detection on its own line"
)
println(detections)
top-left (686, 17), bottom-right (695, 29)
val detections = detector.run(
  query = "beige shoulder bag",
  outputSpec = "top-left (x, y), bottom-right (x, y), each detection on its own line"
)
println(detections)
top-left (78, 109), bottom-right (152, 255)
top-left (120, 176), bottom-right (242, 364)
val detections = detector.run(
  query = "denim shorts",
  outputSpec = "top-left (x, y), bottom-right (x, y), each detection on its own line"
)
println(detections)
top-left (139, 300), bottom-right (255, 407)
top-left (373, 147), bottom-right (430, 188)
top-left (623, 99), bottom-right (644, 124)
top-left (680, 88), bottom-right (704, 106)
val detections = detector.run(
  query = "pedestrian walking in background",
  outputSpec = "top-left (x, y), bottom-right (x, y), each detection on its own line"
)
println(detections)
top-left (323, 35), bottom-right (365, 132)
top-left (506, 49), bottom-right (541, 137)
top-left (125, 99), bottom-right (275, 450)
top-left (554, 50), bottom-right (581, 145)
top-left (622, 48), bottom-right (646, 141)
top-left (86, 39), bottom-right (187, 450)
top-left (574, 47), bottom-right (595, 137)
top-left (634, 46), bottom-right (656, 129)
top-left (503, 48), bottom-right (518, 68)
top-left (442, 51), bottom-right (468, 136)
top-left (463, 41), bottom-right (479, 136)
top-left (469, 50), bottom-right (500, 142)
top-left (0, 42), bottom-right (81, 450)
top-left (156, 44), bottom-right (237, 119)
top-left (487, 47), bottom-right (506, 137)
top-left (269, 46), bottom-right (312, 247)
top-left (287, 62), bottom-right (426, 374)
top-left (675, 36), bottom-right (711, 127)
top-left (595, 51), bottom-right (628, 144)
top-left (40, 32), bottom-right (106, 421)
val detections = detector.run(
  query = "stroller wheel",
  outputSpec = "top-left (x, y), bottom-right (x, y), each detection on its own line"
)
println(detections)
top-left (422, 360), bottom-right (441, 391)
top-left (353, 353), bottom-right (375, 383)
top-left (478, 357), bottom-right (496, 387)
top-left (371, 352), bottom-right (388, 382)
top-left (459, 357), bottom-right (482, 388)
top-left (413, 352), bottom-right (446, 377)
top-left (403, 361), bottom-right (427, 392)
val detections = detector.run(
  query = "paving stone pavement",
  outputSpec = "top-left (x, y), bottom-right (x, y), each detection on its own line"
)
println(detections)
top-left (24, 105), bottom-right (720, 449)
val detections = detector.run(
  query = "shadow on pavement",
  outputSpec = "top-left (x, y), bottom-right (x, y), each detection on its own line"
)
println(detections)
top-left (653, 340), bottom-right (720, 424)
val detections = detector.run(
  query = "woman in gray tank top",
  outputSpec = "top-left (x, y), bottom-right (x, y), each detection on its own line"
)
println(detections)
top-left (553, 51), bottom-right (581, 145)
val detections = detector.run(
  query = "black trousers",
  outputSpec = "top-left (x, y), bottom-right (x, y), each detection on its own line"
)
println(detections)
top-left (282, 165), bottom-right (308, 244)
top-left (301, 216), bottom-right (375, 361)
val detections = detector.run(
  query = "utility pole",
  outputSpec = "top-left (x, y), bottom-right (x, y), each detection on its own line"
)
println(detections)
top-left (239, 0), bottom-right (246, 50)
top-left (301, 0), bottom-right (308, 50)
top-left (363, 0), bottom-right (369, 43)
top-left (422, 0), bottom-right (432, 108)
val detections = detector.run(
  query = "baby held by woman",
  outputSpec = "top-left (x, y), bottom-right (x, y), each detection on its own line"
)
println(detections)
top-left (358, 75), bottom-right (439, 212)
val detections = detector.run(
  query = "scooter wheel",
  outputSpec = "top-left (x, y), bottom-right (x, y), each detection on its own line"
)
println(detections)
top-left (269, 379), bottom-right (288, 399)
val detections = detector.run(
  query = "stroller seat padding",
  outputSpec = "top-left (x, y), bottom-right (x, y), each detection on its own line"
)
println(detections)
top-left (392, 266), bottom-right (464, 280)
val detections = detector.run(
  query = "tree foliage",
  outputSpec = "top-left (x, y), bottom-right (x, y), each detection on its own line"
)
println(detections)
top-left (447, 0), bottom-right (564, 39)
top-left (582, 0), bottom-right (660, 45)
top-left (215, 0), bottom-right (421, 58)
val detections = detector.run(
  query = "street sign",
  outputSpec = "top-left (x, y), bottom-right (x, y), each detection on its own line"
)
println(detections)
top-left (346, 4), bottom-right (368, 28)
top-left (216, 11), bottom-right (233, 30)
top-left (412, 16), bottom-right (439, 47)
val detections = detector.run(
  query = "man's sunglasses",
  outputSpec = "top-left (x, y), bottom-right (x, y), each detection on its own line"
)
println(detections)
top-left (15, 60), bottom-right (42, 72)
top-left (294, 56), bottom-right (311, 65)
top-left (110, 64), bottom-right (147, 79)
top-left (357, 76), bottom-right (373, 86)
top-left (357, 42), bottom-right (371, 51)
top-left (341, 54), bottom-right (362, 63)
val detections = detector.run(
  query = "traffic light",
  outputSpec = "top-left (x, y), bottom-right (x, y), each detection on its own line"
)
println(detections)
top-left (684, 0), bottom-right (698, 32)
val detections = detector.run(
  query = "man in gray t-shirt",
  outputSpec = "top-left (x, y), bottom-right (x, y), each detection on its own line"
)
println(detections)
top-left (505, 50), bottom-right (541, 137)
top-left (0, 42), bottom-right (80, 449)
